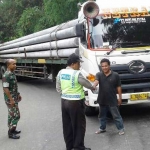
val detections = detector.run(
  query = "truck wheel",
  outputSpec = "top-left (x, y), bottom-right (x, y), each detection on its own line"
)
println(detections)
top-left (84, 102), bottom-right (98, 116)
top-left (0, 66), bottom-right (6, 78)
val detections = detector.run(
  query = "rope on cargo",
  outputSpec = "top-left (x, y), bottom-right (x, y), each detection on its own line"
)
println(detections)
top-left (17, 47), bottom-right (20, 54)
top-left (54, 28), bottom-right (59, 58)
top-left (17, 46), bottom-right (21, 59)
top-left (49, 21), bottom-right (69, 58)
top-left (49, 25), bottom-right (61, 58)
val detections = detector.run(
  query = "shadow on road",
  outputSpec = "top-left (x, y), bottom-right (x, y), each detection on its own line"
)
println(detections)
top-left (17, 78), bottom-right (55, 89)
top-left (18, 78), bottom-right (150, 120)
top-left (120, 104), bottom-right (150, 119)
top-left (86, 104), bottom-right (150, 122)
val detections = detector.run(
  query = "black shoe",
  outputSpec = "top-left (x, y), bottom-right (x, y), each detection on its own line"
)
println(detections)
top-left (84, 148), bottom-right (91, 150)
top-left (73, 147), bottom-right (91, 150)
top-left (13, 130), bottom-right (21, 134)
top-left (8, 134), bottom-right (20, 139)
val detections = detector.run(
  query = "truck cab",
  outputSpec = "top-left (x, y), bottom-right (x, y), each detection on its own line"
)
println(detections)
top-left (78, 0), bottom-right (150, 115)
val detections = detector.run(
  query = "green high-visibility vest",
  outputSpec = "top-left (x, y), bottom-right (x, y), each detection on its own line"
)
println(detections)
top-left (60, 69), bottom-right (85, 100)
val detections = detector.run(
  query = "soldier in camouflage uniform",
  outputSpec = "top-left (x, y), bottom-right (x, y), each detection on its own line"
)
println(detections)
top-left (2, 59), bottom-right (22, 139)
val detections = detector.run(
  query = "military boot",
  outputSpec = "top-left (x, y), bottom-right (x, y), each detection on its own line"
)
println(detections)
top-left (8, 130), bottom-right (20, 139)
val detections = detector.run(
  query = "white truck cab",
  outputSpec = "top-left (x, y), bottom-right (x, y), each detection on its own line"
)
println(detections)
top-left (78, 0), bottom-right (150, 115)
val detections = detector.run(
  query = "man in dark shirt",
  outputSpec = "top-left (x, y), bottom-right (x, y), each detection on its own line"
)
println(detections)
top-left (93, 58), bottom-right (124, 135)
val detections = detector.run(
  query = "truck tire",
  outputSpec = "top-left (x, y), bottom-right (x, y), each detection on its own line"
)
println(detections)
top-left (0, 66), bottom-right (6, 78)
top-left (84, 103), bottom-right (98, 116)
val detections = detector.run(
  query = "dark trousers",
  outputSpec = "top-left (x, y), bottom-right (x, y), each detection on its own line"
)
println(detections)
top-left (61, 99), bottom-right (86, 150)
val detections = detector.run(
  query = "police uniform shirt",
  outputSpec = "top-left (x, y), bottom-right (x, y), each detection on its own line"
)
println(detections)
top-left (56, 67), bottom-right (93, 94)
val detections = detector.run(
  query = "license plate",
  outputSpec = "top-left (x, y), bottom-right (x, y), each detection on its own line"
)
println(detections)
top-left (130, 93), bottom-right (149, 101)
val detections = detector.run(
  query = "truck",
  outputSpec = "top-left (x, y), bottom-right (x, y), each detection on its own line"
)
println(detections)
top-left (0, 0), bottom-right (150, 116)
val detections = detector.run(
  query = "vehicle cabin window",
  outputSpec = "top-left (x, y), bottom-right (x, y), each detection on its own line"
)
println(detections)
top-left (88, 15), bottom-right (150, 49)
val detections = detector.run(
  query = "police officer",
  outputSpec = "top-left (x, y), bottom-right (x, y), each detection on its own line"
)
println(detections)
top-left (2, 59), bottom-right (22, 139)
top-left (56, 53), bottom-right (94, 150)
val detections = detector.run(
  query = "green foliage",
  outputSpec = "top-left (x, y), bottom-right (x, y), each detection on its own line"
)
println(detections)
top-left (0, 0), bottom-right (86, 43)
top-left (0, 0), bottom-right (21, 42)
top-left (16, 6), bottom-right (42, 37)
top-left (44, 0), bottom-right (86, 26)
top-left (14, 0), bottom-right (43, 8)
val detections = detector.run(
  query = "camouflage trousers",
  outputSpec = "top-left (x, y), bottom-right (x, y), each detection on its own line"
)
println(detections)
top-left (6, 103), bottom-right (20, 131)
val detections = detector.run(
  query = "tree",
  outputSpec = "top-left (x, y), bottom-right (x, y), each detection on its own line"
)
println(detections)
top-left (16, 6), bottom-right (42, 37)
top-left (43, 0), bottom-right (86, 26)
top-left (0, 0), bottom-right (86, 42)
top-left (0, 0), bottom-right (21, 42)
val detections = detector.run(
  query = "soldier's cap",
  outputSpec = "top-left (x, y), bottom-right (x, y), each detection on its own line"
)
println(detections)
top-left (67, 53), bottom-right (83, 65)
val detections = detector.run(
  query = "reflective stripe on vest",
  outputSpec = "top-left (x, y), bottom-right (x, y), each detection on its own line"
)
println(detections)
top-left (60, 69), bottom-right (85, 100)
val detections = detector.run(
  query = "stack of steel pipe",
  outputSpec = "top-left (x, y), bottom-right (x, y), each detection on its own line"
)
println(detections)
top-left (0, 19), bottom-right (84, 58)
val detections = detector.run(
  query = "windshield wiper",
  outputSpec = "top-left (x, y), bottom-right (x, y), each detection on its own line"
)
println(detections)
top-left (105, 42), bottom-right (150, 55)
top-left (106, 44), bottom-right (116, 55)
top-left (106, 48), bottom-right (114, 55)
top-left (122, 50), bottom-right (150, 54)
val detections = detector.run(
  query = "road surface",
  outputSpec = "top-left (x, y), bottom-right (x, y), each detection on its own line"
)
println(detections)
top-left (0, 79), bottom-right (150, 150)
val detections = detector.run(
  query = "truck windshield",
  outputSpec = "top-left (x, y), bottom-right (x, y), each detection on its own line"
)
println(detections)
top-left (89, 16), bottom-right (150, 50)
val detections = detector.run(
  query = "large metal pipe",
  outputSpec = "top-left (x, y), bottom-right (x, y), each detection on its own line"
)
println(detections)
top-left (0, 48), bottom-right (79, 58)
top-left (0, 38), bottom-right (79, 54)
top-left (0, 24), bottom-right (82, 51)
top-left (0, 19), bottom-right (78, 47)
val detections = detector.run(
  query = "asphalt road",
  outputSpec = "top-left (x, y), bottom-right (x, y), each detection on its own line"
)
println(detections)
top-left (0, 79), bottom-right (150, 150)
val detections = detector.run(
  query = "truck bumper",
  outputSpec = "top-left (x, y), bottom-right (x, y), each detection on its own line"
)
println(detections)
top-left (87, 90), bottom-right (150, 107)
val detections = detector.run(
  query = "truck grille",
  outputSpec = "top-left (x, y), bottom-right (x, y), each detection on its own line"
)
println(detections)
top-left (100, 63), bottom-right (150, 93)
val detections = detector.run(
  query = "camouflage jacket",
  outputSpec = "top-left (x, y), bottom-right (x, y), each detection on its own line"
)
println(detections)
top-left (2, 70), bottom-right (20, 103)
